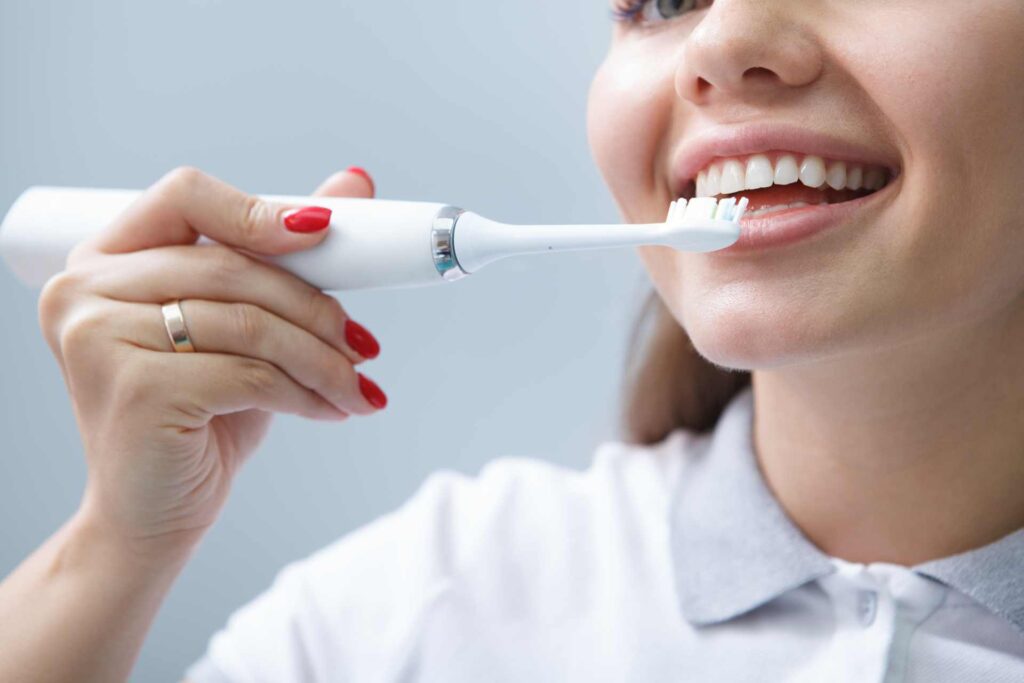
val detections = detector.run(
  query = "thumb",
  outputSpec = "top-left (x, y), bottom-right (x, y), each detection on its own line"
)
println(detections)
top-left (312, 166), bottom-right (376, 198)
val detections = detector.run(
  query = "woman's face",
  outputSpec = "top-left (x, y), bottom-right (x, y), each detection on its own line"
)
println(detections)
top-left (588, 1), bottom-right (1024, 371)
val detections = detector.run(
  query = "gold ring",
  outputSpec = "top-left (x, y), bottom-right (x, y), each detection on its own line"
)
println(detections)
top-left (161, 300), bottom-right (196, 353)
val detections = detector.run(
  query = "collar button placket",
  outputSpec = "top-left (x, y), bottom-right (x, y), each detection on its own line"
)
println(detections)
top-left (857, 589), bottom-right (879, 627)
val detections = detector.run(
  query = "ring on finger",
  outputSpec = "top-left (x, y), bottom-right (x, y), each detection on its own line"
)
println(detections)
top-left (161, 300), bottom-right (197, 353)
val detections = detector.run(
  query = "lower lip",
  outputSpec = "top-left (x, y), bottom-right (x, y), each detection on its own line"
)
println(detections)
top-left (714, 176), bottom-right (900, 254)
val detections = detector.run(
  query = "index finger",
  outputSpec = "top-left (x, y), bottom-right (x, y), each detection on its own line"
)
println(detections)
top-left (88, 166), bottom-right (332, 256)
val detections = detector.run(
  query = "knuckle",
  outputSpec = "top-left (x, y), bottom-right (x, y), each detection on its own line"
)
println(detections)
top-left (305, 289), bottom-right (344, 334)
top-left (58, 305), bottom-right (112, 365)
top-left (38, 271), bottom-right (86, 347)
top-left (162, 165), bottom-right (204, 193)
top-left (236, 357), bottom-right (279, 396)
top-left (208, 246), bottom-right (252, 288)
top-left (232, 303), bottom-right (268, 349)
top-left (239, 194), bottom-right (267, 243)
top-left (65, 241), bottom-right (98, 269)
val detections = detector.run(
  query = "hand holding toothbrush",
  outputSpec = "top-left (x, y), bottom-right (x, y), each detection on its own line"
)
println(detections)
top-left (38, 166), bottom-right (389, 558)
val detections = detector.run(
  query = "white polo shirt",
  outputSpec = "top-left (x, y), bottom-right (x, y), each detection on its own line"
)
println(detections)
top-left (186, 386), bottom-right (1024, 682)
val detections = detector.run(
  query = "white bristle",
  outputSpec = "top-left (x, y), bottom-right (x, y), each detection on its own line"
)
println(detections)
top-left (665, 198), bottom-right (688, 223)
top-left (675, 200), bottom-right (688, 222)
top-left (665, 196), bottom-right (748, 226)
top-left (715, 198), bottom-right (736, 220)
top-left (683, 197), bottom-right (718, 222)
top-left (733, 197), bottom-right (749, 222)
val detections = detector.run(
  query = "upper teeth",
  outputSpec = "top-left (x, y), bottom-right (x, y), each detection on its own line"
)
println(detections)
top-left (694, 154), bottom-right (890, 198)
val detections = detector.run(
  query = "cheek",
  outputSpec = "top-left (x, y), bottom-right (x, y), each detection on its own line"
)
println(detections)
top-left (588, 52), bottom-right (674, 222)
top-left (842, 5), bottom-right (1024, 321)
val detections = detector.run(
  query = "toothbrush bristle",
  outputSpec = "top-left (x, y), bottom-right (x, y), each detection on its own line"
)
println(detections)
top-left (666, 196), bottom-right (749, 224)
top-left (665, 199), bottom-right (687, 223)
top-left (715, 197), bottom-right (736, 220)
top-left (684, 197), bottom-right (718, 222)
top-left (733, 197), bottom-right (749, 222)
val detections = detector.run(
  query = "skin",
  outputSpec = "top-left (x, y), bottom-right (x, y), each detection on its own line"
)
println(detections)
top-left (588, 0), bottom-right (1024, 564)
top-left (2, 2), bottom-right (1023, 681)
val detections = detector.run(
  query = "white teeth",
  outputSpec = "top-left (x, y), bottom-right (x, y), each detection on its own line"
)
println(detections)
top-left (774, 155), bottom-right (799, 185)
top-left (745, 155), bottom-right (773, 190)
top-left (720, 159), bottom-right (745, 195)
top-left (705, 163), bottom-right (721, 197)
top-left (846, 165), bottom-right (864, 191)
top-left (799, 155), bottom-right (827, 188)
top-left (826, 161), bottom-right (847, 190)
top-left (689, 154), bottom-right (891, 198)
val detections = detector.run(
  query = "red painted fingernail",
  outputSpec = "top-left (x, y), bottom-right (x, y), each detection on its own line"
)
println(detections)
top-left (347, 166), bottom-right (375, 194)
top-left (345, 319), bottom-right (380, 359)
top-left (357, 373), bottom-right (388, 409)
top-left (283, 206), bottom-right (332, 233)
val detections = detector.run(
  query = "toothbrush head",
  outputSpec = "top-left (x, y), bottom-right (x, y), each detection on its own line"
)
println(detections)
top-left (660, 196), bottom-right (748, 252)
top-left (665, 196), bottom-right (749, 225)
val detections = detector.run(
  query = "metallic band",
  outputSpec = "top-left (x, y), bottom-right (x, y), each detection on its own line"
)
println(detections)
top-left (161, 300), bottom-right (196, 353)
top-left (431, 205), bottom-right (469, 282)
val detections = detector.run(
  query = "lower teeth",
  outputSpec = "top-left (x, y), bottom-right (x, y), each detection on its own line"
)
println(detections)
top-left (745, 201), bottom-right (826, 217)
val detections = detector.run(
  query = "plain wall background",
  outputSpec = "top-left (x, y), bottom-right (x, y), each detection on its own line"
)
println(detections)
top-left (0, 1), bottom-right (652, 679)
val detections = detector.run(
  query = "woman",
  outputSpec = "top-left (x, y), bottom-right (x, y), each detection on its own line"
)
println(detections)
top-left (2, 1), bottom-right (1023, 680)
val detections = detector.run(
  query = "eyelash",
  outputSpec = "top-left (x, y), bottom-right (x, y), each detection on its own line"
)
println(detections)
top-left (610, 0), bottom-right (705, 25)
top-left (610, 0), bottom-right (647, 22)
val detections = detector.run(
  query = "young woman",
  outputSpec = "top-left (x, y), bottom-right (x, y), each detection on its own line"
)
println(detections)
top-left (2, 1), bottom-right (1023, 681)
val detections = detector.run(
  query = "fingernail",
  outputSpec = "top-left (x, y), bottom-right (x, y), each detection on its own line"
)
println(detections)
top-left (283, 206), bottom-right (332, 233)
top-left (347, 166), bottom-right (375, 194)
top-left (345, 319), bottom-right (380, 359)
top-left (357, 373), bottom-right (388, 410)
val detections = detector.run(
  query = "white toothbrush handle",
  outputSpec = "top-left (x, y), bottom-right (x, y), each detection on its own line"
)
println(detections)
top-left (0, 187), bottom-right (452, 291)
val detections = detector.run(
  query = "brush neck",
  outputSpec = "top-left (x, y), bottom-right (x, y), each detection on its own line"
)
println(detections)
top-left (451, 211), bottom-right (673, 274)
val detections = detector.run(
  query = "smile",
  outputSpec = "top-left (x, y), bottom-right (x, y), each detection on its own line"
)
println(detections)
top-left (682, 152), bottom-right (896, 218)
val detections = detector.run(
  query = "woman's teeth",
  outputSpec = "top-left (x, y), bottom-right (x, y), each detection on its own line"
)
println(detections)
top-left (694, 154), bottom-right (890, 198)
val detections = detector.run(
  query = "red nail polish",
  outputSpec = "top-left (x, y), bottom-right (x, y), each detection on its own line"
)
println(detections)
top-left (284, 206), bottom-right (332, 233)
top-left (345, 319), bottom-right (380, 359)
top-left (347, 166), bottom-right (375, 194)
top-left (357, 373), bottom-right (388, 409)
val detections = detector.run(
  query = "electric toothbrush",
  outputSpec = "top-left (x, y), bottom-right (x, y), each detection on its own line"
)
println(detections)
top-left (0, 186), bottom-right (748, 291)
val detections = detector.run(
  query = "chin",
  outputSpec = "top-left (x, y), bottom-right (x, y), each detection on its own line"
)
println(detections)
top-left (677, 293), bottom-right (839, 372)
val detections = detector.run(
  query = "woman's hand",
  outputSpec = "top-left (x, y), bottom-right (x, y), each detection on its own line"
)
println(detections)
top-left (37, 166), bottom-right (385, 559)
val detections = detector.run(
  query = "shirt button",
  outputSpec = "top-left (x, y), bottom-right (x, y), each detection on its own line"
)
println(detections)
top-left (857, 589), bottom-right (878, 627)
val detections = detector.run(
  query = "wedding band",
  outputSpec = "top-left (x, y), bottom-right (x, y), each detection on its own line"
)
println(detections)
top-left (161, 300), bottom-right (196, 353)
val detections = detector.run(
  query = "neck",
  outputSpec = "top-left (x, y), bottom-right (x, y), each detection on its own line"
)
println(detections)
top-left (751, 307), bottom-right (1024, 566)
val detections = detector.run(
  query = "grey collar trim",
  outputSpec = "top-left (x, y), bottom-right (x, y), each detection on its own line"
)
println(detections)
top-left (669, 386), bottom-right (1024, 634)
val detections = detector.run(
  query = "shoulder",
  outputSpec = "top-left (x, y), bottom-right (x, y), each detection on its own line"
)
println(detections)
top-left (296, 430), bottom-right (700, 594)
top-left (186, 434), bottom-right (705, 681)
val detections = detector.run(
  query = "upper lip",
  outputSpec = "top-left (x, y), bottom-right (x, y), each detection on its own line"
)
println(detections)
top-left (669, 123), bottom-right (902, 199)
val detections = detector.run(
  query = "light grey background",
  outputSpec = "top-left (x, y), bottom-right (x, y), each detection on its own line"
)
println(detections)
top-left (0, 1), bottom-right (650, 680)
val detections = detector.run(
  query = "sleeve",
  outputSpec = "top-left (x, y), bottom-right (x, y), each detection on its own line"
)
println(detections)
top-left (183, 466), bottom-right (483, 683)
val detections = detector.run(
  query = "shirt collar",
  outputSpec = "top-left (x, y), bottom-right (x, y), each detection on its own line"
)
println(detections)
top-left (669, 385), bottom-right (1024, 634)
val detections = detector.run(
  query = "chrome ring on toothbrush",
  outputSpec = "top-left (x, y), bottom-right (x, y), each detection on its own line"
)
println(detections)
top-left (431, 205), bottom-right (468, 282)
top-left (161, 300), bottom-right (196, 353)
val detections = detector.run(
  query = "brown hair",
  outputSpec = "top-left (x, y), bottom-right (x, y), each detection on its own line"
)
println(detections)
top-left (619, 288), bottom-right (751, 445)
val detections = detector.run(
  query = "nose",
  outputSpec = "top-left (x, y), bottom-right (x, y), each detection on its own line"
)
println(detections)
top-left (675, 0), bottom-right (824, 105)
